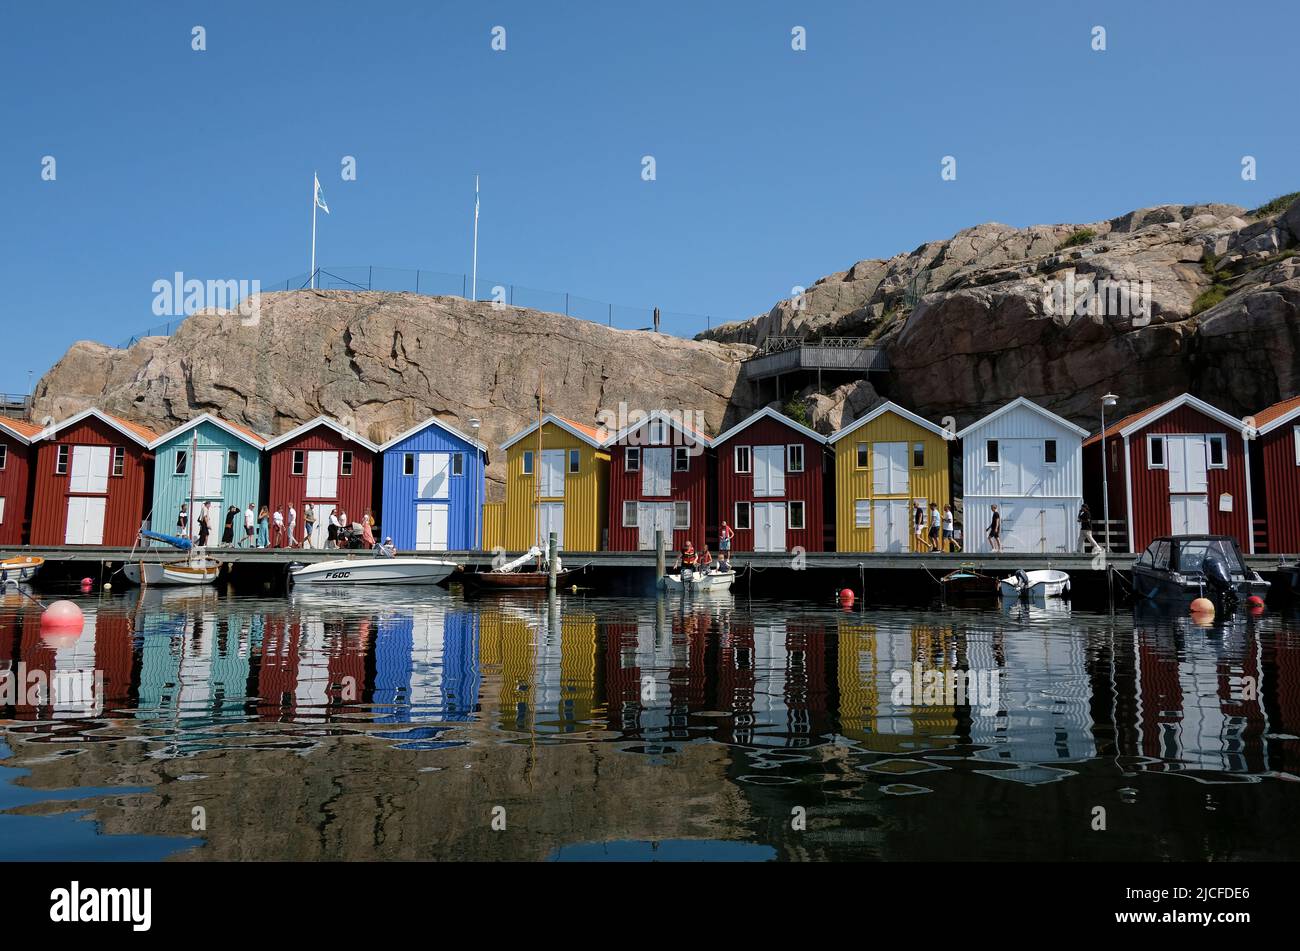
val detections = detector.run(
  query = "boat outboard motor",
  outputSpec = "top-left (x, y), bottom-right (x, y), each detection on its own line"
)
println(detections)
top-left (1014, 569), bottom-right (1031, 599)
top-left (1203, 551), bottom-right (1235, 600)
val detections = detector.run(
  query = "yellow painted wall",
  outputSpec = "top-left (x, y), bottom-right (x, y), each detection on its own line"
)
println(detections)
top-left (832, 412), bottom-right (951, 552)
top-left (503, 422), bottom-right (610, 551)
top-left (482, 501), bottom-right (505, 551)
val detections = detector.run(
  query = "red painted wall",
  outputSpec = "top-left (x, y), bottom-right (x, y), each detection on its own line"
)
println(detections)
top-left (29, 418), bottom-right (151, 547)
top-left (1259, 425), bottom-right (1300, 554)
top-left (0, 434), bottom-right (33, 546)
top-left (1120, 406), bottom-right (1250, 552)
top-left (606, 433), bottom-right (711, 551)
top-left (714, 417), bottom-right (827, 552)
top-left (266, 425), bottom-right (375, 530)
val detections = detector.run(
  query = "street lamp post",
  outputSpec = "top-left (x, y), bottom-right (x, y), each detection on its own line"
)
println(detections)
top-left (1100, 393), bottom-right (1118, 551)
top-left (469, 417), bottom-right (482, 550)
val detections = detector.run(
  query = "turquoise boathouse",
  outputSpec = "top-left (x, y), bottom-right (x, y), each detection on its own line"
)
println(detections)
top-left (147, 414), bottom-right (268, 540)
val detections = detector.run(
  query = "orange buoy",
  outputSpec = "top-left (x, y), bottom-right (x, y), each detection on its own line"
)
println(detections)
top-left (41, 600), bottom-right (85, 635)
top-left (1190, 597), bottom-right (1215, 619)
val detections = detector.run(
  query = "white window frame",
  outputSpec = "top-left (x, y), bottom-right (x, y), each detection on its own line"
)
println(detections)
top-left (292, 450), bottom-right (305, 475)
top-left (855, 442), bottom-right (868, 469)
top-left (227, 450), bottom-right (239, 475)
top-left (734, 445), bottom-right (751, 474)
top-left (341, 450), bottom-right (354, 476)
top-left (786, 444), bottom-right (804, 473)
top-left (788, 500), bottom-right (805, 530)
top-left (1294, 425), bottom-right (1300, 466)
top-left (854, 499), bottom-right (870, 528)
top-left (1146, 434), bottom-right (1166, 469)
top-left (625, 446), bottom-right (640, 471)
top-left (522, 450), bottom-right (534, 475)
top-left (111, 446), bottom-right (125, 477)
top-left (452, 453), bottom-right (464, 476)
top-left (673, 501), bottom-right (690, 530)
top-left (734, 500), bottom-right (751, 530)
top-left (622, 500), bottom-right (639, 527)
top-left (403, 452), bottom-right (415, 476)
top-left (1043, 438), bottom-right (1057, 465)
top-left (985, 439), bottom-right (999, 466)
top-left (0, 445), bottom-right (6, 470)
top-left (912, 442), bottom-right (925, 469)
top-left (0, 497), bottom-right (5, 524)
top-left (673, 446), bottom-right (690, 471)
top-left (1207, 434), bottom-right (1227, 469)
top-left (568, 449), bottom-right (580, 473)
top-left (174, 450), bottom-right (188, 476)
top-left (56, 445), bottom-right (68, 475)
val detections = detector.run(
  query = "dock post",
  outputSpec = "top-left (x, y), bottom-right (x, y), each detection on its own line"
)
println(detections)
top-left (548, 532), bottom-right (558, 592)
top-left (655, 530), bottom-right (666, 588)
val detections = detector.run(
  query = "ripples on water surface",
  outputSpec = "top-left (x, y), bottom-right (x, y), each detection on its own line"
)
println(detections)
top-left (2, 584), bottom-right (1298, 861)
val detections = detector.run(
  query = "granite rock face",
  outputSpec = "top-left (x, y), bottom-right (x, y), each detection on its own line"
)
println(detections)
top-left (32, 291), bottom-right (757, 489)
top-left (707, 196), bottom-right (1300, 429)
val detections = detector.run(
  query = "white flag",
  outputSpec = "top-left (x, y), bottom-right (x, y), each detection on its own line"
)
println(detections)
top-left (314, 173), bottom-right (330, 215)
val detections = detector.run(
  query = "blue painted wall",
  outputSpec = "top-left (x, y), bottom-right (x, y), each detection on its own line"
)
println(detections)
top-left (380, 421), bottom-right (486, 551)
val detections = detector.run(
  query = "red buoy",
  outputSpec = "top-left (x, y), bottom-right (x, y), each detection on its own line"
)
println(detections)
top-left (839, 588), bottom-right (855, 607)
top-left (40, 599), bottom-right (85, 635)
top-left (1246, 595), bottom-right (1266, 616)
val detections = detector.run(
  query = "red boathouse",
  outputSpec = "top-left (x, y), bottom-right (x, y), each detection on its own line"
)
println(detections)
top-left (605, 410), bottom-right (712, 551)
top-left (264, 416), bottom-right (378, 548)
top-left (0, 417), bottom-right (43, 546)
top-left (28, 409), bottom-right (158, 547)
top-left (1251, 395), bottom-right (1300, 555)
top-left (711, 407), bottom-right (828, 553)
top-left (1082, 393), bottom-right (1253, 554)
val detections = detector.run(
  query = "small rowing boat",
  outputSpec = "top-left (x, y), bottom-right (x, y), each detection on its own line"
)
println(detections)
top-left (940, 565), bottom-right (999, 598)
top-left (0, 555), bottom-right (44, 584)
top-left (999, 568), bottom-right (1070, 601)
top-left (123, 556), bottom-right (222, 586)
top-left (662, 568), bottom-right (735, 592)
top-left (457, 546), bottom-right (578, 591)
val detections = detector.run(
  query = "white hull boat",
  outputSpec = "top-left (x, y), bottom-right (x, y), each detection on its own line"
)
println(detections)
top-left (0, 555), bottom-right (44, 584)
top-left (663, 568), bottom-right (736, 592)
top-left (289, 557), bottom-right (457, 586)
top-left (123, 556), bottom-right (222, 587)
top-left (999, 568), bottom-right (1070, 601)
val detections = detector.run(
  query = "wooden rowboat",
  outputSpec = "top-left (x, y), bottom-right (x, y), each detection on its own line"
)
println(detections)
top-left (0, 555), bottom-right (43, 584)
top-left (461, 569), bottom-right (579, 590)
top-left (123, 556), bottom-right (222, 587)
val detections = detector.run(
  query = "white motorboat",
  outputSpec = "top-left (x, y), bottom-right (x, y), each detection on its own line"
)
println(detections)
top-left (999, 568), bottom-right (1070, 601)
top-left (662, 568), bottom-right (736, 592)
top-left (123, 556), bottom-right (223, 586)
top-left (289, 556), bottom-right (457, 586)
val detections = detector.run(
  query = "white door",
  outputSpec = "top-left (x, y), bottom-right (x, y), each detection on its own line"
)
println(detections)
top-left (196, 450), bottom-right (225, 497)
top-left (538, 502), bottom-right (564, 550)
top-left (69, 446), bottom-right (111, 494)
top-left (1170, 495), bottom-right (1210, 535)
top-left (872, 443), bottom-right (909, 495)
top-left (754, 502), bottom-right (787, 552)
top-left (753, 446), bottom-right (785, 498)
top-left (312, 503), bottom-right (335, 549)
top-left (306, 451), bottom-right (339, 498)
top-left (417, 453), bottom-right (450, 499)
top-left (65, 496), bottom-right (107, 545)
top-left (998, 441), bottom-right (1023, 496)
top-left (642, 448), bottom-right (671, 497)
top-left (637, 502), bottom-right (676, 550)
top-left (540, 450), bottom-right (566, 498)
top-left (872, 499), bottom-right (909, 552)
top-left (1167, 436), bottom-right (1209, 493)
top-left (415, 504), bottom-right (449, 551)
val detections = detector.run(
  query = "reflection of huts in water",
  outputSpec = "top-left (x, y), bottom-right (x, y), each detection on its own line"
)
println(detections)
top-left (1123, 623), bottom-right (1270, 776)
top-left (834, 620), bottom-right (961, 754)
top-left (2, 603), bottom-right (133, 719)
top-left (136, 606), bottom-right (256, 725)
top-left (1263, 629), bottom-right (1300, 777)
top-left (373, 606), bottom-right (479, 723)
top-left (967, 625), bottom-right (1095, 770)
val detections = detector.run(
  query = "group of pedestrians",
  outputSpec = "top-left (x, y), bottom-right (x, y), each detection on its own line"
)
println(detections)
top-left (174, 502), bottom-right (378, 550)
top-left (913, 501), bottom-right (959, 553)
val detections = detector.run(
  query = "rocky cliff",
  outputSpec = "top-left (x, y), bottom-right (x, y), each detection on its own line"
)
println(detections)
top-left (702, 193), bottom-right (1300, 431)
top-left (31, 292), bottom-right (756, 489)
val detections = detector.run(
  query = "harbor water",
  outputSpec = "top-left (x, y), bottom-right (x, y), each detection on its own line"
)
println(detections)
top-left (2, 584), bottom-right (1298, 861)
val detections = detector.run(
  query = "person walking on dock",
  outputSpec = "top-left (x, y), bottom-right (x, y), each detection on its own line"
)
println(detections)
top-left (272, 507), bottom-right (285, 547)
top-left (361, 510), bottom-right (375, 549)
top-left (287, 504), bottom-right (297, 547)
top-left (987, 504), bottom-right (1003, 553)
top-left (197, 502), bottom-right (212, 548)
top-left (928, 503), bottom-right (941, 552)
top-left (327, 510), bottom-right (340, 549)
top-left (177, 503), bottom-right (190, 540)
top-left (243, 504), bottom-right (256, 547)
top-left (943, 504), bottom-right (957, 552)
top-left (302, 503), bottom-right (316, 549)
top-left (221, 505), bottom-right (237, 546)
top-left (257, 506), bottom-right (270, 548)
top-left (914, 501), bottom-right (925, 552)
top-left (1077, 502), bottom-right (1100, 553)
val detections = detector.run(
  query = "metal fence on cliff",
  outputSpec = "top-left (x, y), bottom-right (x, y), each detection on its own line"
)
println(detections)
top-left (114, 266), bottom-right (740, 349)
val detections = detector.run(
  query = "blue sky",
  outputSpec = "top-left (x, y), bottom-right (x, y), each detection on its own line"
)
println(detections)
top-left (1, 0), bottom-right (1296, 393)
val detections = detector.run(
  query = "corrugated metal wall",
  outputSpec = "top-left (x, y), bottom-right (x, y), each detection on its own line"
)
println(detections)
top-left (150, 420), bottom-right (264, 541)
top-left (380, 423), bottom-right (486, 550)
top-left (482, 501), bottom-right (505, 551)
top-left (0, 434), bottom-right (33, 546)
top-left (266, 424), bottom-right (374, 540)
top-left (605, 432), bottom-right (711, 551)
top-left (961, 405), bottom-right (1084, 501)
top-left (1260, 426), bottom-right (1300, 554)
top-left (1125, 407), bottom-right (1251, 552)
top-left (502, 422), bottom-right (609, 551)
top-left (714, 417), bottom-right (827, 552)
top-left (832, 414), bottom-right (951, 552)
top-left (29, 417), bottom-right (151, 547)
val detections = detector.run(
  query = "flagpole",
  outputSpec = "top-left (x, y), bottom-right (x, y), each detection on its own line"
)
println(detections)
top-left (471, 175), bottom-right (479, 302)
top-left (310, 172), bottom-right (318, 290)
